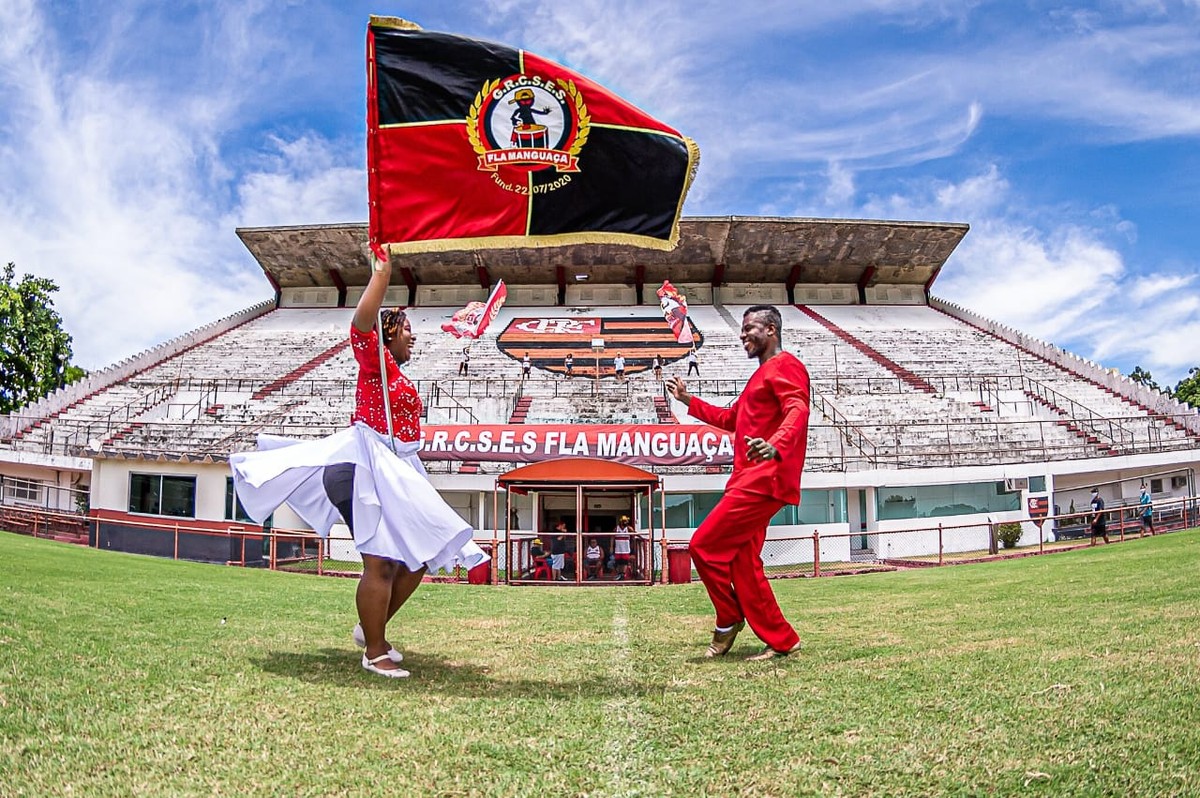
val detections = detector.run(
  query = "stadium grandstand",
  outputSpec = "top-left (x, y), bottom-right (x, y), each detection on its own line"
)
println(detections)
top-left (2, 216), bottom-right (1197, 578)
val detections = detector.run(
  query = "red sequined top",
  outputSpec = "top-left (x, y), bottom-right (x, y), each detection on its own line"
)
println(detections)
top-left (349, 326), bottom-right (422, 442)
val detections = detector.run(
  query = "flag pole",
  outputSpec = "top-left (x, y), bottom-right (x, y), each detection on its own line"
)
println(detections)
top-left (371, 248), bottom-right (398, 454)
top-left (375, 308), bottom-right (397, 453)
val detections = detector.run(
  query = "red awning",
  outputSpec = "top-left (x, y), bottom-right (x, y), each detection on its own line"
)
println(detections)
top-left (497, 457), bottom-right (659, 489)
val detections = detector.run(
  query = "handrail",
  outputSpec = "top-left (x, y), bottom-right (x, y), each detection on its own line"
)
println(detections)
top-left (425, 383), bottom-right (479, 425)
top-left (810, 389), bottom-right (878, 465)
top-left (1022, 376), bottom-right (1137, 451)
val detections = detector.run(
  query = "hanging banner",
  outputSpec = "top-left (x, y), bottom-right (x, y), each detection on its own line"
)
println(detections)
top-left (418, 424), bottom-right (734, 466)
top-left (656, 280), bottom-right (694, 344)
top-left (1027, 496), bottom-right (1049, 529)
top-left (441, 280), bottom-right (508, 339)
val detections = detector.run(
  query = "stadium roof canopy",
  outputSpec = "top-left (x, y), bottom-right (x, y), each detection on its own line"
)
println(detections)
top-left (236, 216), bottom-right (968, 292)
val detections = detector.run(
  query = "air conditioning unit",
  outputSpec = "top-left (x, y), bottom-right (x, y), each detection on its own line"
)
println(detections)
top-left (1003, 477), bottom-right (1029, 492)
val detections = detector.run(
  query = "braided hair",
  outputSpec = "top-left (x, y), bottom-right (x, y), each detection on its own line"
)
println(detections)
top-left (379, 308), bottom-right (406, 345)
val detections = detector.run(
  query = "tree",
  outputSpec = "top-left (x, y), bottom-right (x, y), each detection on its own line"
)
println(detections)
top-left (0, 262), bottom-right (86, 414)
top-left (1174, 367), bottom-right (1200, 409)
top-left (1128, 365), bottom-right (1161, 393)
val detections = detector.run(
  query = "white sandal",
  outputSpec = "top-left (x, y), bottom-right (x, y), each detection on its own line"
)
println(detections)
top-left (352, 623), bottom-right (404, 662)
top-left (362, 652), bottom-right (410, 679)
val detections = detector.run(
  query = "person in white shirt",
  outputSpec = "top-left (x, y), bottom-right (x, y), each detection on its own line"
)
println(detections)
top-left (613, 515), bottom-right (634, 579)
top-left (584, 538), bottom-right (603, 580)
top-left (614, 352), bottom-right (626, 381)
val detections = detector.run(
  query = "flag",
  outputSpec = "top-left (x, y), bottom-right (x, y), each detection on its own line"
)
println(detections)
top-left (656, 280), bottom-right (694, 345)
top-left (441, 280), bottom-right (508, 339)
top-left (366, 16), bottom-right (699, 255)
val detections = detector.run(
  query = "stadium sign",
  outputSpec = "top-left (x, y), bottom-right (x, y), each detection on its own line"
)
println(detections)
top-left (496, 317), bottom-right (703, 376)
top-left (419, 424), bottom-right (734, 466)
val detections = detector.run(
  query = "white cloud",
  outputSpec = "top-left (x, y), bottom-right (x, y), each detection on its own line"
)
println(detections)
top-left (871, 165), bottom-right (1199, 385)
top-left (824, 161), bottom-right (856, 208)
top-left (229, 135), bottom-right (364, 228)
top-left (0, 1), bottom-right (357, 371)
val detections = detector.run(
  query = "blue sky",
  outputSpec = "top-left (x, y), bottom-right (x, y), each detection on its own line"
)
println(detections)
top-left (1, 0), bottom-right (1197, 387)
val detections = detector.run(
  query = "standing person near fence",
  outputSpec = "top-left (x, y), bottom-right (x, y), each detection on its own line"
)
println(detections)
top-left (1138, 484), bottom-right (1154, 536)
top-left (667, 305), bottom-right (810, 661)
top-left (686, 345), bottom-right (700, 376)
top-left (1089, 487), bottom-right (1110, 546)
top-left (230, 253), bottom-right (485, 679)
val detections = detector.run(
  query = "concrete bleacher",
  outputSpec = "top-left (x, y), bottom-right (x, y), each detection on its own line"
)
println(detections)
top-left (811, 304), bottom-right (1192, 455)
top-left (5, 299), bottom-right (1192, 470)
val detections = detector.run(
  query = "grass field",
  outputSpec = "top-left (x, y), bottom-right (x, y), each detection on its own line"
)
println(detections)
top-left (2, 530), bottom-right (1199, 797)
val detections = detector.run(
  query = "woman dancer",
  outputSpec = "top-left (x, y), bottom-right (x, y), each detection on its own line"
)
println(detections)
top-left (231, 253), bottom-right (485, 678)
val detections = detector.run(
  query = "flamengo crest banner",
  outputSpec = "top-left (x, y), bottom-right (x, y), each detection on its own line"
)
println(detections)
top-left (418, 424), bottom-right (734, 466)
top-left (366, 16), bottom-right (699, 255)
top-left (441, 280), bottom-right (508, 339)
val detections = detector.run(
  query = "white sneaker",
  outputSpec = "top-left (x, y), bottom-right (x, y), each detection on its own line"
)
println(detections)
top-left (352, 623), bottom-right (404, 663)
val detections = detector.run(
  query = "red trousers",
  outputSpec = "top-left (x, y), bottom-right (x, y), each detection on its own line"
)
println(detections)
top-left (690, 488), bottom-right (800, 652)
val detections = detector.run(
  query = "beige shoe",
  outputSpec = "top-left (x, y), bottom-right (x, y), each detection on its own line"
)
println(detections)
top-left (705, 620), bottom-right (745, 657)
top-left (745, 640), bottom-right (803, 661)
top-left (362, 652), bottom-right (410, 679)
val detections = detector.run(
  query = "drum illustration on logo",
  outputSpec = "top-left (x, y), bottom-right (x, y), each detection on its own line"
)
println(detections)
top-left (468, 74), bottom-right (590, 191)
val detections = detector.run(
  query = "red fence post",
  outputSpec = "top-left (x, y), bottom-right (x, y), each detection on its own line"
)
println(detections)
top-left (490, 535), bottom-right (499, 585)
top-left (317, 537), bottom-right (324, 576)
top-left (812, 530), bottom-right (820, 577)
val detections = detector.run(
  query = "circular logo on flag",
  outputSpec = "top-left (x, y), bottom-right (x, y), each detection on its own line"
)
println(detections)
top-left (468, 74), bottom-right (590, 193)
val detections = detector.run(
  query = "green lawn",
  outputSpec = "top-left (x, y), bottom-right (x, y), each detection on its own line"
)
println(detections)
top-left (2, 529), bottom-right (1199, 797)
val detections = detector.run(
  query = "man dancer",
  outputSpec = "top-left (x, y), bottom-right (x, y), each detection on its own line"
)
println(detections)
top-left (667, 305), bottom-right (809, 661)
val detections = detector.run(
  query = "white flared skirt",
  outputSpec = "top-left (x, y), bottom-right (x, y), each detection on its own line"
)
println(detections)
top-left (229, 423), bottom-right (487, 573)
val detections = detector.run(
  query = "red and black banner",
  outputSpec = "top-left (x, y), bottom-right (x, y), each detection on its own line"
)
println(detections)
top-left (419, 424), bottom-right (734, 466)
top-left (366, 17), bottom-right (699, 255)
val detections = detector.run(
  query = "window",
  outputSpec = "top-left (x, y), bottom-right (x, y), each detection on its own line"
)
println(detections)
top-left (1028, 475), bottom-right (1047, 493)
top-left (3, 478), bottom-right (45, 506)
top-left (644, 489), bottom-right (848, 528)
top-left (129, 473), bottom-right (196, 517)
top-left (1171, 476), bottom-right (1188, 490)
top-left (1150, 478), bottom-right (1164, 493)
top-left (225, 477), bottom-right (254, 523)
top-left (877, 482), bottom-right (1020, 521)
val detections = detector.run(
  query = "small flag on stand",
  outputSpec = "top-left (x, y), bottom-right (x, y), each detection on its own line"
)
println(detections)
top-left (656, 280), bottom-right (694, 344)
top-left (441, 280), bottom-right (508, 339)
top-left (366, 16), bottom-right (699, 255)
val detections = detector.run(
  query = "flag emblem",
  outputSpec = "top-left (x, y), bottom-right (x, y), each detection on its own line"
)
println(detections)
top-left (468, 76), bottom-right (589, 190)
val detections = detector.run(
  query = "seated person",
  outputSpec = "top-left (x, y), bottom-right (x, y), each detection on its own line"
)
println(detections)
top-left (584, 538), bottom-right (603, 580)
top-left (526, 537), bottom-right (551, 580)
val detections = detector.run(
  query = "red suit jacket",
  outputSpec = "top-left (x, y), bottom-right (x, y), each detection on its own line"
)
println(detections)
top-left (687, 352), bottom-right (810, 504)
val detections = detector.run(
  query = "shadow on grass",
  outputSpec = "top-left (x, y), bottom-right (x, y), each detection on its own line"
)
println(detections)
top-left (252, 648), bottom-right (679, 698)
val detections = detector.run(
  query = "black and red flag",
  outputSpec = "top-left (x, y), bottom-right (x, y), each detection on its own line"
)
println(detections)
top-left (366, 16), bottom-right (699, 256)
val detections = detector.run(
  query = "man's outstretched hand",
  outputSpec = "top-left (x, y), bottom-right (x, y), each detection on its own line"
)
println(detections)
top-left (666, 376), bottom-right (692, 406)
